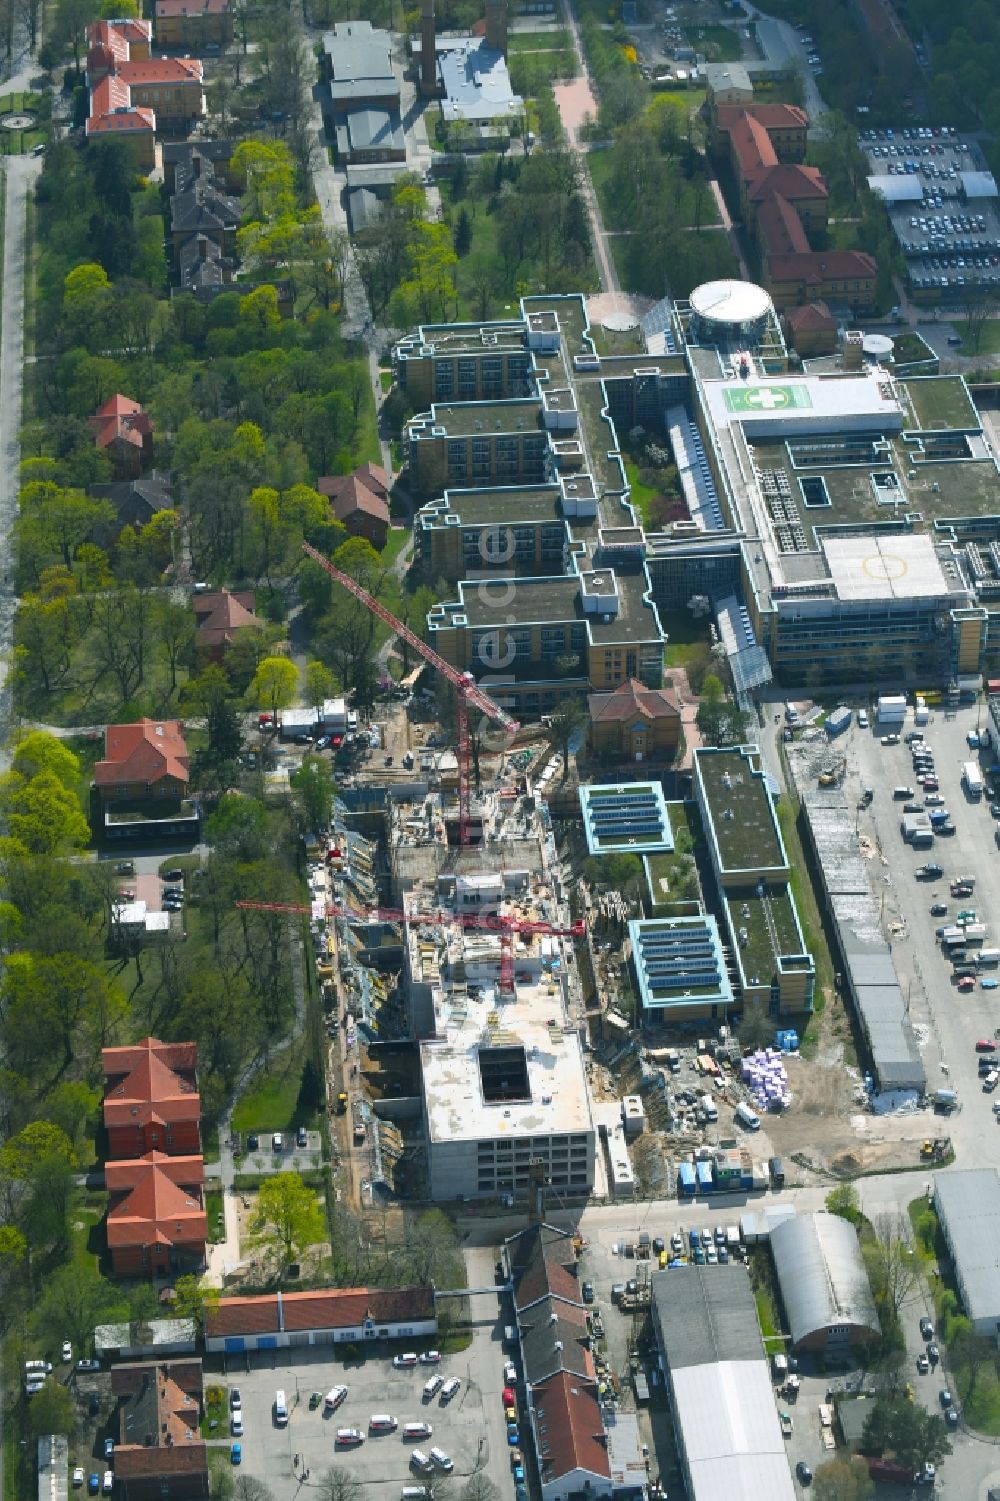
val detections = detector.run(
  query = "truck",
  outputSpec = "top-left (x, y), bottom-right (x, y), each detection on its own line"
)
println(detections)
top-left (933, 1088), bottom-right (959, 1114)
top-left (825, 705), bottom-right (852, 737)
top-left (960, 923), bottom-right (987, 945)
top-left (963, 761), bottom-right (984, 798)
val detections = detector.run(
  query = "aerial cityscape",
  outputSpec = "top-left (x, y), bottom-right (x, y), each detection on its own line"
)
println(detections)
top-left (3, 0), bottom-right (1000, 1499)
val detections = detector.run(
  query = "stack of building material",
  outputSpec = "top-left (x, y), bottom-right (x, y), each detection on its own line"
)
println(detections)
top-left (740, 1048), bottom-right (793, 1111)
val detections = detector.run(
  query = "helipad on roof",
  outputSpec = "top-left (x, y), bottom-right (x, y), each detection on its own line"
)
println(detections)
top-left (823, 533), bottom-right (951, 602)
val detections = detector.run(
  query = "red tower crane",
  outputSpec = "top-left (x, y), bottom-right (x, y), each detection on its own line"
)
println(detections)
top-left (236, 898), bottom-right (584, 996)
top-left (301, 542), bottom-right (519, 846)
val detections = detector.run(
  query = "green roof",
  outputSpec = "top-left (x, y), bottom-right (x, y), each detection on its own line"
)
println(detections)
top-left (696, 747), bottom-right (787, 877)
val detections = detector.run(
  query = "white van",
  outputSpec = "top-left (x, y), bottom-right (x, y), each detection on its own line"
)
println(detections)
top-left (410, 1450), bottom-right (434, 1475)
top-left (429, 1448), bottom-right (454, 1472)
top-left (403, 1423), bottom-right (433, 1441)
top-left (369, 1414), bottom-right (398, 1433)
top-left (735, 1102), bottom-right (761, 1131)
top-left (24, 1361), bottom-right (52, 1375)
top-left (422, 1374), bottom-right (443, 1400)
top-left (400, 1489), bottom-right (432, 1500)
top-left (440, 1377), bottom-right (461, 1401)
top-left (274, 1391), bottom-right (288, 1426)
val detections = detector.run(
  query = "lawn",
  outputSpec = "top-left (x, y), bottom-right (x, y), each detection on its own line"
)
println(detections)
top-left (686, 23), bottom-right (742, 62)
top-left (658, 606), bottom-right (712, 670)
top-left (952, 318), bottom-right (1000, 357)
top-left (231, 1035), bottom-right (319, 1136)
top-left (623, 457), bottom-right (658, 526)
top-left (205, 1187), bottom-right (226, 1244)
top-left (774, 791), bottom-right (834, 1011)
top-left (902, 374), bottom-right (980, 431)
top-left (589, 146), bottom-right (721, 232)
top-left (508, 28), bottom-right (571, 51)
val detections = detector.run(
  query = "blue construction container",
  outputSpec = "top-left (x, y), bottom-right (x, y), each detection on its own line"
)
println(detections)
top-left (678, 1161), bottom-right (696, 1197)
top-left (696, 1159), bottom-right (714, 1194)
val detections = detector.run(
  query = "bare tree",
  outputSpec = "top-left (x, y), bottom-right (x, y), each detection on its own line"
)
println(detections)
top-left (864, 1212), bottom-right (920, 1326)
top-left (462, 1477), bottom-right (499, 1501)
top-left (315, 1468), bottom-right (363, 1501)
top-left (233, 1479), bottom-right (275, 1501)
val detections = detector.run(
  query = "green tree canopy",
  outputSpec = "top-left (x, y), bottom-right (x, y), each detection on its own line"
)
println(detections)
top-left (250, 1172), bottom-right (326, 1266)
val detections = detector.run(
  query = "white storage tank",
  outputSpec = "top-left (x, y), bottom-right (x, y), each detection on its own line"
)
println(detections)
top-left (622, 1095), bottom-right (645, 1135)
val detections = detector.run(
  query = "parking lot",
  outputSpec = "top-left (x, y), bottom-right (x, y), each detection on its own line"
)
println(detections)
top-left (214, 1285), bottom-right (513, 1501)
top-left (860, 126), bottom-right (1000, 298)
top-left (841, 703), bottom-right (1000, 1135)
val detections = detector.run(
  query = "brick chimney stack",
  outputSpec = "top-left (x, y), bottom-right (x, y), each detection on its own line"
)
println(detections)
top-left (421, 0), bottom-right (437, 94)
top-left (485, 0), bottom-right (507, 56)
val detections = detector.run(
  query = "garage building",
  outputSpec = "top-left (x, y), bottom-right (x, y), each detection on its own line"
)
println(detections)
top-left (933, 1169), bottom-right (1000, 1337)
top-left (770, 1212), bottom-right (880, 1351)
top-left (651, 1263), bottom-right (796, 1501)
top-left (204, 1285), bottom-right (436, 1353)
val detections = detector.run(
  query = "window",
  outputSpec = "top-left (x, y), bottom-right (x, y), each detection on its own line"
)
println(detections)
top-left (447, 441), bottom-right (468, 480)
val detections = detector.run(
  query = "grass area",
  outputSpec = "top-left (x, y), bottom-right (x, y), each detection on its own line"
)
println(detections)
top-left (659, 606), bottom-right (712, 670)
top-left (623, 457), bottom-right (658, 525)
top-left (508, 28), bottom-right (571, 50)
top-left (205, 1188), bottom-right (225, 1244)
top-left (589, 146), bottom-right (721, 231)
top-left (609, 226), bottom-right (738, 299)
top-left (774, 791), bottom-right (835, 1010)
top-left (902, 374), bottom-right (980, 431)
top-left (509, 49), bottom-right (578, 90)
top-left (231, 1035), bottom-right (316, 1136)
top-left (381, 525), bottom-right (412, 573)
top-left (202, 1384), bottom-right (227, 1439)
top-left (379, 369), bottom-right (392, 392)
top-left (952, 318), bottom-right (1000, 357)
top-left (686, 23), bottom-right (742, 61)
top-left (754, 1284), bottom-right (780, 1342)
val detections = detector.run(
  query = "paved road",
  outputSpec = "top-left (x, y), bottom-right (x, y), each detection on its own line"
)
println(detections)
top-left (0, 157), bottom-right (40, 774)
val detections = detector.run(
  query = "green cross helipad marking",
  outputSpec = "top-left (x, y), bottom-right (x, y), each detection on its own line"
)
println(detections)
top-left (724, 384), bottom-right (813, 413)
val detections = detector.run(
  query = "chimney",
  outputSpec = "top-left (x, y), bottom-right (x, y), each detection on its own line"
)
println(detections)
top-left (420, 0), bottom-right (437, 95)
top-left (485, 0), bottom-right (507, 57)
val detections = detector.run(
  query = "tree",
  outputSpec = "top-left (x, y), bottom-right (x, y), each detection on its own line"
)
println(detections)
top-left (204, 796), bottom-right (270, 863)
top-left (813, 1456), bottom-right (874, 1501)
top-left (737, 1001), bottom-right (774, 1053)
top-left (233, 1480), bottom-right (276, 1501)
top-left (550, 695), bottom-right (587, 777)
top-left (249, 656), bottom-right (299, 724)
top-left (290, 756), bottom-right (337, 834)
top-left (28, 1381), bottom-right (76, 1437)
top-left (158, 599), bottom-right (196, 691)
top-left (0, 767), bottom-right (90, 855)
top-left (825, 1183), bottom-right (862, 1226)
top-left (454, 207), bottom-right (472, 257)
top-left (950, 1319), bottom-right (997, 1404)
top-left (863, 1212), bottom-right (920, 1326)
top-left (315, 1471), bottom-right (362, 1501)
top-left (461, 1477), bottom-right (499, 1501)
top-left (249, 1173), bottom-right (326, 1266)
top-left (171, 1274), bottom-right (219, 1333)
top-left (401, 1208), bottom-right (463, 1287)
top-left (11, 731), bottom-right (81, 791)
top-left (861, 1393), bottom-right (951, 1470)
top-left (304, 660), bottom-right (338, 715)
top-left (34, 1262), bottom-right (125, 1352)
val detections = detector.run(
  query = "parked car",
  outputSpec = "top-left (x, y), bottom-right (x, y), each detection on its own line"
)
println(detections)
top-left (161, 868), bottom-right (184, 882)
top-left (582, 1281), bottom-right (595, 1303)
top-left (62, 1341), bottom-right (73, 1363)
top-left (73, 1469), bottom-right (84, 1489)
top-left (103, 1440), bottom-right (114, 1461)
top-left (230, 1415), bottom-right (243, 1437)
top-left (393, 1353), bottom-right (418, 1369)
top-left (88, 1477), bottom-right (99, 1495)
top-left (296, 1125), bottom-right (308, 1148)
top-left (419, 1351), bottom-right (441, 1365)
top-left (102, 1473), bottom-right (113, 1493)
top-left (77, 1360), bottom-right (100, 1372)
top-left (503, 1363), bottom-right (517, 1386)
top-left (917, 1353), bottom-right (930, 1373)
top-left (230, 1445), bottom-right (241, 1467)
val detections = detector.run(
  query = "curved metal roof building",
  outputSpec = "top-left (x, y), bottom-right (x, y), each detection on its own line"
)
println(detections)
top-left (770, 1212), bottom-right (880, 1350)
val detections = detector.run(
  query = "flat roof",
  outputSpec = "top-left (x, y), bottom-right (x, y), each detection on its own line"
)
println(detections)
top-left (724, 886), bottom-right (808, 989)
top-left (703, 369), bottom-right (902, 439)
top-left (420, 984), bottom-right (593, 1146)
top-left (398, 320), bottom-right (528, 358)
top-left (629, 915), bottom-right (734, 1013)
top-left (823, 533), bottom-right (952, 602)
top-left (418, 485), bottom-right (563, 528)
top-left (901, 375), bottom-right (981, 432)
top-left (652, 1265), bottom-right (796, 1501)
top-left (933, 1169), bottom-right (1000, 1327)
top-left (580, 782), bottom-right (674, 856)
top-left (439, 566), bottom-right (662, 646)
top-left (695, 747), bottom-right (788, 878)
top-left (412, 398), bottom-right (544, 439)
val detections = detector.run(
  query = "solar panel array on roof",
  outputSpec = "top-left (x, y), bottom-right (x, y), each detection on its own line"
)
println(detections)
top-left (579, 783), bottom-right (673, 855)
top-left (633, 921), bottom-right (723, 998)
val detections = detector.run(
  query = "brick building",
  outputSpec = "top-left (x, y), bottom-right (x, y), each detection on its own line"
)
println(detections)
top-left (105, 1153), bottom-right (207, 1277)
top-left (111, 1359), bottom-right (209, 1501)
top-left (102, 1038), bottom-right (201, 1160)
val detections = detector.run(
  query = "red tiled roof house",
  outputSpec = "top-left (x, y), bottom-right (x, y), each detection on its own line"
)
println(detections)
top-left (103, 1038), bottom-right (201, 1159)
top-left (105, 1153), bottom-right (207, 1277)
top-left (192, 588), bottom-right (262, 661)
top-left (318, 463), bottom-right (391, 550)
top-left (91, 394), bottom-right (154, 478)
top-left (587, 677), bottom-right (681, 762)
top-left (111, 1359), bottom-right (209, 1501)
top-left (94, 719), bottom-right (190, 806)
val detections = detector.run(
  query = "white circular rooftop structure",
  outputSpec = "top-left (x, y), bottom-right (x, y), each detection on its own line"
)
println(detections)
top-left (863, 333), bottom-right (895, 360)
top-left (690, 279), bottom-right (772, 328)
